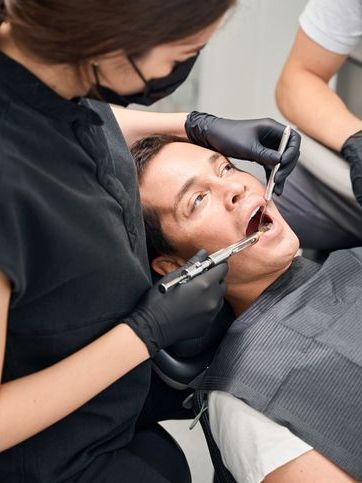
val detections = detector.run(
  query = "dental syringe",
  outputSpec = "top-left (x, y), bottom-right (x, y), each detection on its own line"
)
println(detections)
top-left (159, 225), bottom-right (270, 293)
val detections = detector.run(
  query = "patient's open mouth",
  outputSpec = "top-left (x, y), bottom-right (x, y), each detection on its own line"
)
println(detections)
top-left (246, 207), bottom-right (273, 236)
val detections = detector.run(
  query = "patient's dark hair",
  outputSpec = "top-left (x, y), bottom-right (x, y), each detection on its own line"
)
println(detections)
top-left (131, 135), bottom-right (190, 262)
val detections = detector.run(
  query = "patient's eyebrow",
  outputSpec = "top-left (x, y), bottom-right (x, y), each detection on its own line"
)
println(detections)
top-left (172, 154), bottom-right (224, 217)
top-left (209, 153), bottom-right (222, 165)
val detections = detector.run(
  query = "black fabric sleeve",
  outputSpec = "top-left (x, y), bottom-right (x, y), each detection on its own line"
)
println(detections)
top-left (0, 163), bottom-right (27, 306)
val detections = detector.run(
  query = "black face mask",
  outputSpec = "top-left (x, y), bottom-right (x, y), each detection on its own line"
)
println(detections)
top-left (91, 54), bottom-right (198, 107)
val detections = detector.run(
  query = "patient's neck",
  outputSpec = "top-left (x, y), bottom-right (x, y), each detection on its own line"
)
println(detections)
top-left (226, 265), bottom-right (291, 316)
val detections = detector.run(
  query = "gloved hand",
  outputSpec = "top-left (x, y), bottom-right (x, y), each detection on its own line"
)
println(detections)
top-left (185, 111), bottom-right (301, 195)
top-left (125, 250), bottom-right (228, 357)
top-left (341, 130), bottom-right (362, 207)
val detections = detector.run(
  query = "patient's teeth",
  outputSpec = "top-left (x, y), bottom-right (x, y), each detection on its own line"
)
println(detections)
top-left (260, 222), bottom-right (272, 233)
top-left (249, 207), bottom-right (260, 221)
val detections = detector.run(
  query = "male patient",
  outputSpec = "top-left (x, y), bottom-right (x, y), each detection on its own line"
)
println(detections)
top-left (131, 135), bottom-right (361, 483)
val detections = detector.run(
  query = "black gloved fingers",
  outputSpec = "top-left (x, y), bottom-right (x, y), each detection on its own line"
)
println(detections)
top-left (193, 261), bottom-right (228, 289)
top-left (185, 262), bottom-right (228, 316)
top-left (252, 118), bottom-right (285, 167)
top-left (341, 130), bottom-right (362, 162)
top-left (184, 248), bottom-right (209, 266)
top-left (216, 279), bottom-right (227, 311)
top-left (125, 255), bottom-right (228, 356)
top-left (256, 145), bottom-right (281, 167)
top-left (156, 249), bottom-right (209, 286)
top-left (185, 111), bottom-right (215, 148)
top-left (273, 128), bottom-right (301, 196)
top-left (341, 130), bottom-right (362, 206)
top-left (350, 161), bottom-right (362, 207)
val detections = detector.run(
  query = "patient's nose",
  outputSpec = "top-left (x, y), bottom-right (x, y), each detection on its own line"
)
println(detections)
top-left (223, 181), bottom-right (247, 211)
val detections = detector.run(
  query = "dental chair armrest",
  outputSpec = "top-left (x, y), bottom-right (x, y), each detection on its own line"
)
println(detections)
top-left (152, 348), bottom-right (215, 390)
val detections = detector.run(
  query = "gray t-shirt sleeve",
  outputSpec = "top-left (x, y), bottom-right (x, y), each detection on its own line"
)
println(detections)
top-left (300, 0), bottom-right (362, 54)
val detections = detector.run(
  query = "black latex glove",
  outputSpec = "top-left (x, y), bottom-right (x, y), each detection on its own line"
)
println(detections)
top-left (341, 130), bottom-right (362, 207)
top-left (185, 111), bottom-right (301, 195)
top-left (125, 250), bottom-right (228, 357)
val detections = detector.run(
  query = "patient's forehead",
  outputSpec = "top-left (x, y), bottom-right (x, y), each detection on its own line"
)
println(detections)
top-left (142, 141), bottom-right (227, 186)
top-left (140, 142), bottom-right (217, 209)
top-left (154, 142), bottom-right (213, 169)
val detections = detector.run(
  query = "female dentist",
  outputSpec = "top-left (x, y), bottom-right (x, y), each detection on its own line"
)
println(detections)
top-left (0, 1), bottom-right (300, 481)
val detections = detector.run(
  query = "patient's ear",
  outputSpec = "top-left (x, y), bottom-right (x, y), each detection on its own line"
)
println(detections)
top-left (151, 254), bottom-right (185, 276)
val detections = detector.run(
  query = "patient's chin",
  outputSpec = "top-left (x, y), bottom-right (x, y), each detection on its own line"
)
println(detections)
top-left (285, 225), bottom-right (300, 253)
top-left (258, 228), bottom-right (299, 274)
top-left (272, 215), bottom-right (299, 249)
top-left (273, 235), bottom-right (300, 271)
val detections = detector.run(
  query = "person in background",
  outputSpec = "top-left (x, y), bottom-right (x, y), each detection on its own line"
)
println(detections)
top-left (276, 0), bottom-right (362, 251)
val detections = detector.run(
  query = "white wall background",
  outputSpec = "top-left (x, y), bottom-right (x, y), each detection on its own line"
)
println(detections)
top-left (197, 0), bottom-right (308, 119)
top-left (152, 0), bottom-right (308, 122)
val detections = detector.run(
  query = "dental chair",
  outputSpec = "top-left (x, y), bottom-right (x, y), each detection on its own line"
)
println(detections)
top-left (298, 131), bottom-right (355, 203)
top-left (153, 302), bottom-right (237, 483)
top-left (298, 131), bottom-right (357, 262)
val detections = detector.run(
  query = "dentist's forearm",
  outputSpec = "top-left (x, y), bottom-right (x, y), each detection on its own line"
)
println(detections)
top-left (111, 107), bottom-right (188, 146)
top-left (0, 323), bottom-right (149, 451)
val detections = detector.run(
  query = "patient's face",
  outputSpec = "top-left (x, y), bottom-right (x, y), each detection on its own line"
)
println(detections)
top-left (140, 142), bottom-right (299, 285)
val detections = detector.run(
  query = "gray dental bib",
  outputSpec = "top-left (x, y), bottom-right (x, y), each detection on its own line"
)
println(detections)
top-left (197, 249), bottom-right (362, 479)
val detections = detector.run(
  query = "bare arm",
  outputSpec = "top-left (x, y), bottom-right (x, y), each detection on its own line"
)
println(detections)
top-left (276, 28), bottom-right (362, 151)
top-left (111, 107), bottom-right (188, 147)
top-left (263, 449), bottom-right (357, 483)
top-left (0, 271), bottom-right (149, 451)
top-left (0, 272), bottom-right (10, 380)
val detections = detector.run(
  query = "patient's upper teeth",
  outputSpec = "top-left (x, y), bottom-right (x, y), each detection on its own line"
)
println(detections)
top-left (249, 207), bottom-right (260, 221)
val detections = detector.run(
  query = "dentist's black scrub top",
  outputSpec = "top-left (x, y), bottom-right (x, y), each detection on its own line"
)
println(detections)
top-left (0, 51), bottom-right (153, 482)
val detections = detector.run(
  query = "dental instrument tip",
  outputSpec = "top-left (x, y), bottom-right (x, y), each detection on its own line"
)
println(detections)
top-left (258, 223), bottom-right (272, 233)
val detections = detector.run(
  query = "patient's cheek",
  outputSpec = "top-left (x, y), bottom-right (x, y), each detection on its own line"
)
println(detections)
top-left (169, 233), bottom-right (200, 260)
top-left (243, 174), bottom-right (264, 191)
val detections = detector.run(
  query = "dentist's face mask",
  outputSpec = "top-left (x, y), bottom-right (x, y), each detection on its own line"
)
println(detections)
top-left (92, 54), bottom-right (198, 107)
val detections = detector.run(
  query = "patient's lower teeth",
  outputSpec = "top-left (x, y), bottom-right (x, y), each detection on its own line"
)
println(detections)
top-left (246, 209), bottom-right (273, 236)
top-left (260, 223), bottom-right (272, 232)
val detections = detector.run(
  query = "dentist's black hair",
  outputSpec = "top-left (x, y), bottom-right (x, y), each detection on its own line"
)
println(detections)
top-left (1, 0), bottom-right (236, 64)
top-left (0, 0), bottom-right (4, 22)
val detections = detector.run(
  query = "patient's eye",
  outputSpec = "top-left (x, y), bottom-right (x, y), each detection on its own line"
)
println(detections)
top-left (220, 162), bottom-right (234, 176)
top-left (191, 193), bottom-right (206, 212)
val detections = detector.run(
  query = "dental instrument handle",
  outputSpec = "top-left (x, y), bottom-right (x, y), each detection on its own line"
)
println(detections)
top-left (159, 260), bottom-right (212, 293)
top-left (264, 125), bottom-right (291, 201)
top-left (159, 232), bottom-right (260, 293)
top-left (264, 164), bottom-right (280, 201)
top-left (208, 232), bottom-right (260, 265)
top-left (258, 126), bottom-right (291, 230)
